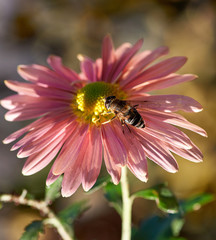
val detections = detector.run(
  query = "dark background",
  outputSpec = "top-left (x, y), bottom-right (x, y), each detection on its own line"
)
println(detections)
top-left (0, 0), bottom-right (216, 239)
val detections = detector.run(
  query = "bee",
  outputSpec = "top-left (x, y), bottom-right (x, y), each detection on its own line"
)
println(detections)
top-left (105, 96), bottom-right (145, 129)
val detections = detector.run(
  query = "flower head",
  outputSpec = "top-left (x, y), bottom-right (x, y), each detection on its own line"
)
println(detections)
top-left (1, 35), bottom-right (206, 197)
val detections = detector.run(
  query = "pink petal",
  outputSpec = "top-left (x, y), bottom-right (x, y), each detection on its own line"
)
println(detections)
top-left (120, 46), bottom-right (169, 86)
top-left (132, 95), bottom-right (203, 113)
top-left (4, 80), bottom-right (39, 97)
top-left (52, 124), bottom-right (88, 175)
top-left (95, 58), bottom-right (102, 80)
top-left (22, 137), bottom-right (64, 175)
top-left (1, 95), bottom-right (38, 110)
top-left (11, 112), bottom-right (74, 150)
top-left (17, 119), bottom-right (73, 158)
top-left (11, 121), bottom-right (56, 152)
top-left (82, 127), bottom-right (102, 191)
top-left (46, 166), bottom-right (61, 186)
top-left (101, 123), bottom-right (127, 166)
top-left (61, 162), bottom-right (82, 197)
top-left (3, 125), bottom-right (31, 144)
top-left (110, 39), bottom-right (143, 83)
top-left (101, 35), bottom-right (115, 82)
top-left (103, 144), bottom-right (121, 185)
top-left (124, 56), bottom-right (187, 89)
top-left (3, 113), bottom-right (61, 144)
top-left (79, 55), bottom-right (97, 82)
top-left (115, 42), bottom-right (132, 59)
top-left (109, 121), bottom-right (148, 181)
top-left (21, 121), bottom-right (76, 175)
top-left (126, 135), bottom-right (148, 182)
top-left (130, 74), bottom-right (197, 92)
top-left (136, 131), bottom-right (179, 173)
top-left (164, 113), bottom-right (207, 137)
top-left (5, 99), bottom-right (69, 121)
top-left (1, 95), bottom-right (21, 110)
top-left (3, 80), bottom-right (74, 99)
top-left (141, 118), bottom-right (195, 150)
top-left (167, 141), bottom-right (203, 162)
top-left (2, 95), bottom-right (69, 113)
top-left (18, 64), bottom-right (70, 90)
top-left (141, 109), bottom-right (207, 137)
top-left (47, 55), bottom-right (80, 82)
top-left (127, 46), bottom-right (169, 70)
top-left (101, 122), bottom-right (134, 184)
top-left (60, 138), bottom-right (90, 197)
top-left (127, 158), bottom-right (148, 182)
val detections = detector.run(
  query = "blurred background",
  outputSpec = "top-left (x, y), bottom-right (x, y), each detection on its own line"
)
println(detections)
top-left (0, 0), bottom-right (216, 239)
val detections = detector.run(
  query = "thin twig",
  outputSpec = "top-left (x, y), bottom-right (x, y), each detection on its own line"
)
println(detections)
top-left (0, 190), bottom-right (73, 240)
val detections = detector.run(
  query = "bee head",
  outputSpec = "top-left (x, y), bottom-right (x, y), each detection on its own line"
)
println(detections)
top-left (105, 96), bottom-right (116, 109)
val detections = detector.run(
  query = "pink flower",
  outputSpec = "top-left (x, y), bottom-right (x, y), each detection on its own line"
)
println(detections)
top-left (1, 35), bottom-right (206, 197)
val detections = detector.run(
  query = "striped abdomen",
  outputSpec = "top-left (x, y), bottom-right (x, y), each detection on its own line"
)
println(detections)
top-left (124, 107), bottom-right (145, 128)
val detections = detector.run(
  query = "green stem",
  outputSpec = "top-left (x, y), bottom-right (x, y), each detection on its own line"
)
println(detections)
top-left (121, 166), bottom-right (132, 240)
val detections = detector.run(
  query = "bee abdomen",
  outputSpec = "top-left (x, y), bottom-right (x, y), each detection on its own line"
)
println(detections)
top-left (125, 110), bottom-right (145, 128)
top-left (126, 117), bottom-right (145, 128)
top-left (134, 118), bottom-right (145, 128)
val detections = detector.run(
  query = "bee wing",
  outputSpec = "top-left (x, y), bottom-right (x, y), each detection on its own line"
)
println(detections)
top-left (127, 95), bottom-right (203, 113)
top-left (127, 99), bottom-right (160, 111)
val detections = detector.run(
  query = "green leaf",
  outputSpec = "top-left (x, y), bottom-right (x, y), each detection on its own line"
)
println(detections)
top-left (132, 184), bottom-right (179, 214)
top-left (181, 193), bottom-right (214, 214)
top-left (58, 201), bottom-right (89, 225)
top-left (132, 215), bottom-right (173, 240)
top-left (87, 175), bottom-right (111, 194)
top-left (103, 182), bottom-right (122, 215)
top-left (132, 188), bottom-right (158, 200)
top-left (57, 201), bottom-right (89, 238)
top-left (168, 238), bottom-right (187, 240)
top-left (168, 237), bottom-right (187, 240)
top-left (20, 220), bottom-right (44, 240)
top-left (132, 215), bottom-right (185, 240)
top-left (45, 176), bottom-right (63, 204)
top-left (171, 218), bottom-right (185, 236)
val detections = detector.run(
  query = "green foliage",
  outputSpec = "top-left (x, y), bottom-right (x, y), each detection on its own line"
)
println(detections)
top-left (132, 215), bottom-right (185, 240)
top-left (180, 193), bottom-right (214, 214)
top-left (169, 238), bottom-right (187, 240)
top-left (132, 192), bottom-right (214, 240)
top-left (20, 220), bottom-right (44, 240)
top-left (132, 183), bottom-right (179, 213)
top-left (103, 182), bottom-right (122, 215)
top-left (58, 200), bottom-right (89, 224)
top-left (1, 176), bottom-right (214, 240)
top-left (57, 200), bottom-right (89, 237)
top-left (45, 176), bottom-right (63, 204)
top-left (87, 175), bottom-right (111, 194)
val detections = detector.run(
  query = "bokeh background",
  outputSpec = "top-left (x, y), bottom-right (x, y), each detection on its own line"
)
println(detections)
top-left (0, 0), bottom-right (216, 239)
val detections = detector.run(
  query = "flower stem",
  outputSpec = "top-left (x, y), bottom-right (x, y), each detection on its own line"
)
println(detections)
top-left (121, 166), bottom-right (132, 240)
top-left (0, 190), bottom-right (73, 240)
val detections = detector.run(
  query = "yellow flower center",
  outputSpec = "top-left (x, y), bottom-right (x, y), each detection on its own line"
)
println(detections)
top-left (72, 82), bottom-right (126, 126)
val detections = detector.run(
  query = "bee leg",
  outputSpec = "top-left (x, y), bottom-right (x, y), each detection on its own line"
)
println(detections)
top-left (101, 116), bottom-right (116, 125)
top-left (94, 117), bottom-right (102, 127)
top-left (100, 111), bottom-right (112, 115)
top-left (120, 120), bottom-right (131, 134)
top-left (133, 104), bottom-right (139, 108)
top-left (124, 123), bottom-right (131, 133)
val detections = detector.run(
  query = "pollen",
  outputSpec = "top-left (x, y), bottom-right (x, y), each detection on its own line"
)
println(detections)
top-left (76, 92), bottom-right (85, 112)
top-left (94, 96), bottom-right (106, 115)
top-left (72, 82), bottom-right (126, 125)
